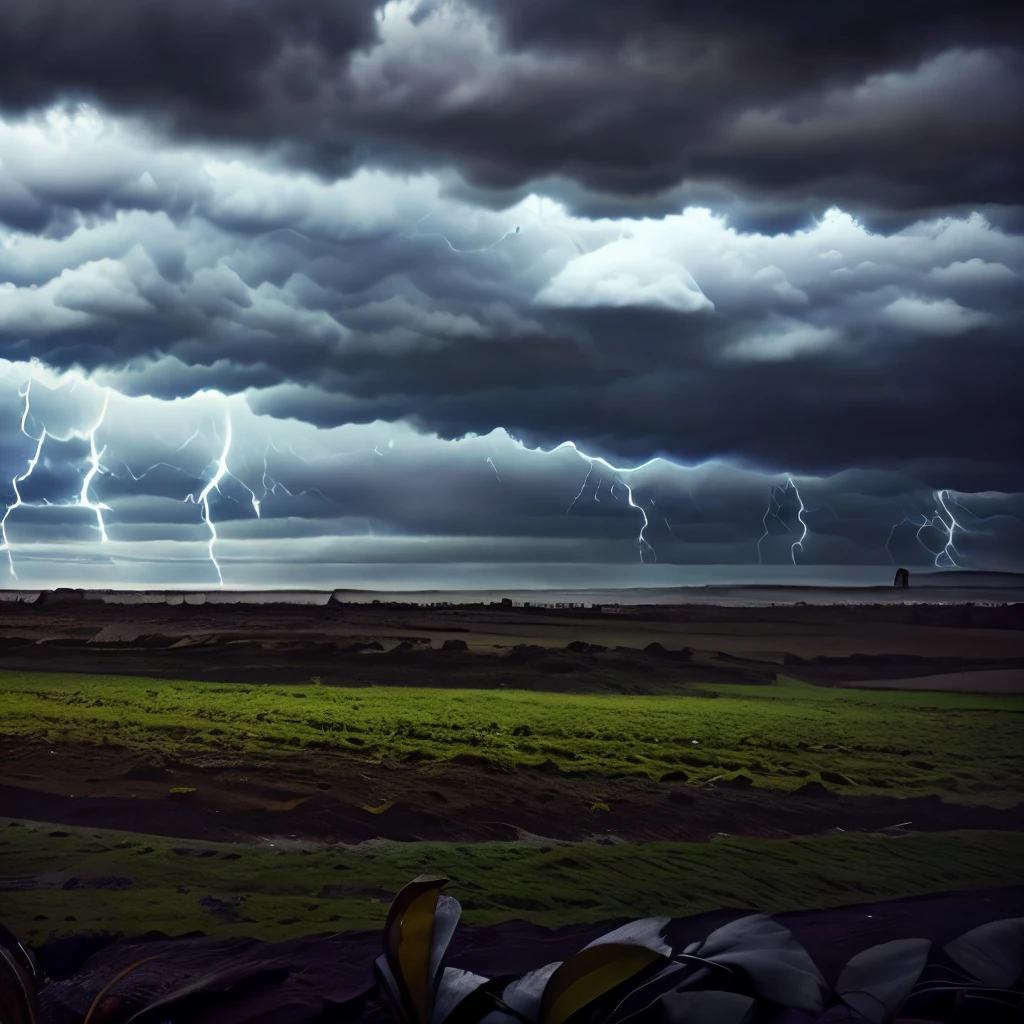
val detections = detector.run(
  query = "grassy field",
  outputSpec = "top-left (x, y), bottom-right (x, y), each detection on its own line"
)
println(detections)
top-left (2, 671), bottom-right (1022, 800)
top-left (3, 818), bottom-right (1023, 945)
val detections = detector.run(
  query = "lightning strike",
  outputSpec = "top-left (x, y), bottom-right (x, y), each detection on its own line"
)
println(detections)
top-left (790, 476), bottom-right (808, 563)
top-left (566, 464), bottom-right (593, 512)
top-left (79, 390), bottom-right (112, 542)
top-left (194, 413), bottom-right (233, 586)
top-left (551, 442), bottom-right (656, 561)
top-left (758, 475), bottom-right (807, 564)
top-left (258, 441), bottom-right (328, 504)
top-left (2, 380), bottom-right (114, 578)
top-left (1, 382), bottom-right (46, 578)
top-left (935, 490), bottom-right (963, 568)
top-left (886, 489), bottom-right (967, 568)
top-left (486, 456), bottom-right (501, 482)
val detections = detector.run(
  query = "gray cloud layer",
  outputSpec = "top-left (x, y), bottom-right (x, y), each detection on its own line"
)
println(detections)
top-left (0, 0), bottom-right (1021, 583)
top-left (1, 1), bottom-right (1021, 224)
top-left (3, 368), bottom-right (1021, 587)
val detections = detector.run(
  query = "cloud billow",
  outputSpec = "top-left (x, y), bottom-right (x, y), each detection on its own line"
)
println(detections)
top-left (0, 0), bottom-right (1020, 584)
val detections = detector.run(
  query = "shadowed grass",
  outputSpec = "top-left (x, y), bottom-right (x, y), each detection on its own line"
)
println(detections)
top-left (2, 818), bottom-right (1023, 946)
top-left (1, 671), bottom-right (1022, 800)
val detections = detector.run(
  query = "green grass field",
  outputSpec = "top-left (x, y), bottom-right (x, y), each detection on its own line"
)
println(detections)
top-left (1, 671), bottom-right (1022, 799)
top-left (3, 818), bottom-right (1023, 945)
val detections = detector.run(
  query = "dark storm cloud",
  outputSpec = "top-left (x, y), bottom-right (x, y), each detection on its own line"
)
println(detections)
top-left (1, 106), bottom-right (1022, 492)
top-left (0, 0), bottom-right (1022, 584)
top-left (0, 1), bottom-right (1021, 223)
top-left (0, 0), bottom-right (381, 114)
top-left (470, 0), bottom-right (1021, 58)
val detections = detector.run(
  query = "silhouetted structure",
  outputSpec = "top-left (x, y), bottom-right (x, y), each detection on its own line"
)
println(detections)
top-left (894, 567), bottom-right (910, 588)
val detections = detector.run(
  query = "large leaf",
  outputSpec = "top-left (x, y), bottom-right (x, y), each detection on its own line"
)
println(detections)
top-left (432, 968), bottom-right (490, 1024)
top-left (378, 875), bottom-right (453, 1024)
top-left (944, 917), bottom-right (1024, 987)
top-left (429, 897), bottom-right (463, 1001)
top-left (836, 938), bottom-right (931, 1023)
top-left (496, 962), bottom-right (561, 1022)
top-left (683, 914), bottom-right (826, 1014)
top-left (539, 943), bottom-right (665, 1024)
top-left (659, 990), bottom-right (756, 1024)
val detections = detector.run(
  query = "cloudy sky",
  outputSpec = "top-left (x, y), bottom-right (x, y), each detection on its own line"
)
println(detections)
top-left (0, 0), bottom-right (1021, 588)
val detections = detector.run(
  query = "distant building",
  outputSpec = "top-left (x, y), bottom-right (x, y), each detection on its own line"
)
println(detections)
top-left (893, 567), bottom-right (910, 588)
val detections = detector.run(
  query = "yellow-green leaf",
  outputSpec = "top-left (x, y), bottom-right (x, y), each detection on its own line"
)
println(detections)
top-left (540, 943), bottom-right (662, 1024)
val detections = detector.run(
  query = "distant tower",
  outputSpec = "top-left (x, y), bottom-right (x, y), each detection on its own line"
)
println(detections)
top-left (893, 567), bottom-right (910, 588)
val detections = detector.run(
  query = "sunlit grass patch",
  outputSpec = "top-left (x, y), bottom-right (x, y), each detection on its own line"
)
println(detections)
top-left (1, 670), bottom-right (1021, 801)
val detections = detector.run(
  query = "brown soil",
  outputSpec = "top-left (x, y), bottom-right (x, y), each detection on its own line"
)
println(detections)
top-left (1, 736), bottom-right (1020, 846)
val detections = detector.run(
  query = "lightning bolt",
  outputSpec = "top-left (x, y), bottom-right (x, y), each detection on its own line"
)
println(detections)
top-left (190, 413), bottom-right (233, 586)
top-left (790, 476), bottom-right (808, 563)
top-left (758, 475), bottom-right (807, 565)
top-left (486, 456), bottom-right (501, 482)
top-left (181, 410), bottom-right (278, 585)
top-left (886, 489), bottom-right (966, 568)
top-left (552, 442), bottom-right (655, 561)
top-left (2, 380), bottom-right (113, 578)
top-left (257, 441), bottom-right (329, 504)
top-left (1, 382), bottom-right (45, 579)
top-left (935, 490), bottom-right (963, 568)
top-left (566, 464), bottom-right (593, 512)
top-left (79, 390), bottom-right (112, 541)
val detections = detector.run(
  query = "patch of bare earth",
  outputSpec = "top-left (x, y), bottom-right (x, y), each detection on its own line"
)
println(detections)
top-left (0, 736), bottom-right (1020, 847)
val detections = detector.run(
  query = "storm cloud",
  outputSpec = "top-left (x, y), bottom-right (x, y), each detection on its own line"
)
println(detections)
top-left (1, 0), bottom-right (1021, 222)
top-left (0, 0), bottom-right (1021, 585)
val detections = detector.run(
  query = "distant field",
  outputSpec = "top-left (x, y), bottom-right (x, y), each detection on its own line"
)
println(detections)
top-left (3, 817), bottom-right (1023, 945)
top-left (1, 671), bottom-right (1021, 801)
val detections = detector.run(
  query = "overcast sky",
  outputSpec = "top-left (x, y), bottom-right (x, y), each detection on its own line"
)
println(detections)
top-left (0, 0), bottom-right (1021, 588)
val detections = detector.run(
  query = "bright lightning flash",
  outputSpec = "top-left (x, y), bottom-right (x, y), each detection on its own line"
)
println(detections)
top-left (886, 489), bottom-right (966, 568)
top-left (6, 370), bottom-right (998, 584)
top-left (2, 380), bottom-right (113, 578)
top-left (191, 413), bottom-right (234, 586)
top-left (758, 475), bottom-right (808, 565)
top-left (551, 441), bottom-right (657, 562)
top-left (80, 391), bottom-right (112, 541)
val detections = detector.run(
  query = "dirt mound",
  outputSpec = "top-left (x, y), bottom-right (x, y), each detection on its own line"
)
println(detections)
top-left (341, 640), bottom-right (384, 653)
top-left (564, 640), bottom-right (608, 654)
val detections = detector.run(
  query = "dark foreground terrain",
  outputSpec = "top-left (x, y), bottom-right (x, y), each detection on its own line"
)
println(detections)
top-left (0, 595), bottom-right (1021, 1021)
top-left (2, 594), bottom-right (1023, 687)
top-left (16, 885), bottom-right (1024, 1023)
